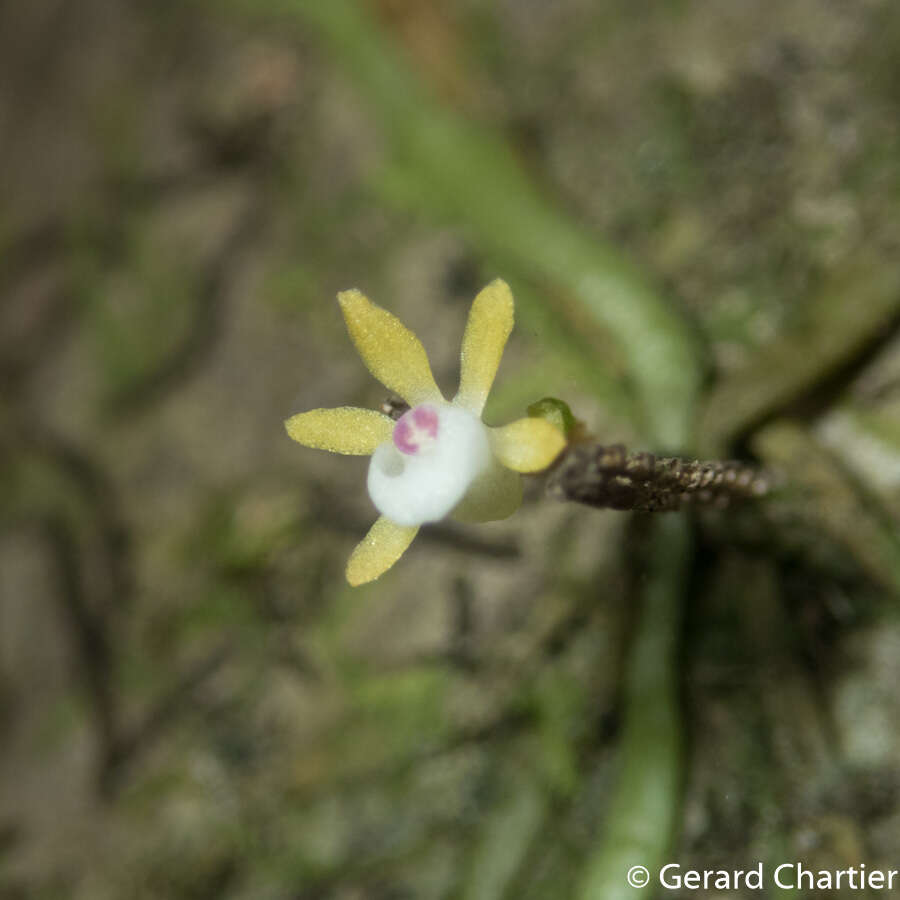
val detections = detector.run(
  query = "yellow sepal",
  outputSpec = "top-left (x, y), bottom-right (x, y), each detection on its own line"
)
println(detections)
top-left (338, 289), bottom-right (443, 406)
top-left (455, 279), bottom-right (514, 415)
top-left (285, 407), bottom-right (393, 455)
top-left (489, 417), bottom-right (567, 473)
top-left (346, 516), bottom-right (419, 586)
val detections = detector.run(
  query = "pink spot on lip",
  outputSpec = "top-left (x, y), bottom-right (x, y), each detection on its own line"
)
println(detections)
top-left (393, 418), bottom-right (418, 454)
top-left (393, 404), bottom-right (440, 455)
top-left (411, 404), bottom-right (439, 435)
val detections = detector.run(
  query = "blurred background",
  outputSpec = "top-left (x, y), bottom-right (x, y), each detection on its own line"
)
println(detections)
top-left (2, 0), bottom-right (900, 897)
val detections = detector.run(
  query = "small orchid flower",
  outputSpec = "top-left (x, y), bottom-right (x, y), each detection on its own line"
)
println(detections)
top-left (285, 280), bottom-right (566, 586)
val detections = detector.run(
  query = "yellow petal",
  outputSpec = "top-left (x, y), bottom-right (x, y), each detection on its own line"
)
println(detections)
top-left (285, 407), bottom-right (393, 455)
top-left (455, 279), bottom-right (514, 414)
top-left (489, 417), bottom-right (567, 473)
top-left (338, 289), bottom-right (443, 406)
top-left (452, 459), bottom-right (522, 523)
top-left (346, 516), bottom-right (419, 586)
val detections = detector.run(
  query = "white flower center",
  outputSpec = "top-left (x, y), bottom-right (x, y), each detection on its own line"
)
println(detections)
top-left (368, 403), bottom-right (490, 526)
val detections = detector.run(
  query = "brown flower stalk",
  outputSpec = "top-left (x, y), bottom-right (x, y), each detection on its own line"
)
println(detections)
top-left (545, 442), bottom-right (770, 512)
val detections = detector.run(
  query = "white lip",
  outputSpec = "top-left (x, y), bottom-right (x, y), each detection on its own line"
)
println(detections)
top-left (367, 404), bottom-right (490, 526)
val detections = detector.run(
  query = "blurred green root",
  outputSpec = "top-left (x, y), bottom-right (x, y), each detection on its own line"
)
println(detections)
top-left (228, 0), bottom-right (700, 894)
top-left (577, 514), bottom-right (690, 900)
top-left (699, 256), bottom-right (900, 457)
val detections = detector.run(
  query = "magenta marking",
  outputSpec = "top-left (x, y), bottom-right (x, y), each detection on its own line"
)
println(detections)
top-left (393, 417), bottom-right (417, 454)
top-left (393, 404), bottom-right (440, 455)
top-left (411, 404), bottom-right (439, 437)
